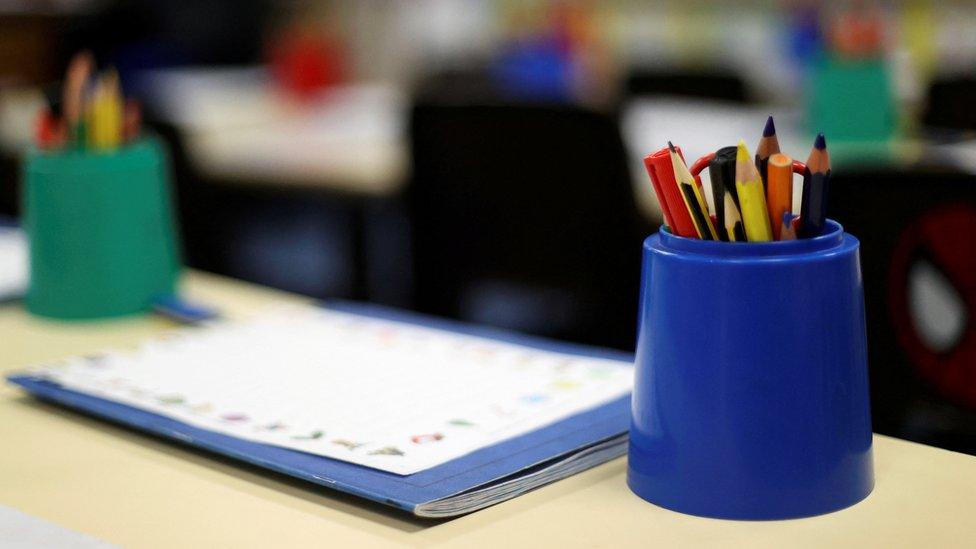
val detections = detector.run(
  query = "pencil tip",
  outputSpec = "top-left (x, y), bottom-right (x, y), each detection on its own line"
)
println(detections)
top-left (667, 141), bottom-right (676, 153)
top-left (814, 132), bottom-right (826, 150)
top-left (736, 139), bottom-right (750, 162)
top-left (763, 115), bottom-right (776, 137)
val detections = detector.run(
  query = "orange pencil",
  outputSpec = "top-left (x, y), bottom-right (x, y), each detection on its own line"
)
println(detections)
top-left (63, 51), bottom-right (94, 145)
top-left (767, 153), bottom-right (793, 240)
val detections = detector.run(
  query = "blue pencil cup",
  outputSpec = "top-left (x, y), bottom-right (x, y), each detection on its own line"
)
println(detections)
top-left (627, 220), bottom-right (874, 520)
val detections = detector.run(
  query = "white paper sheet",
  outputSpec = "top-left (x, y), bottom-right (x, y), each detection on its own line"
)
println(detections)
top-left (29, 305), bottom-right (633, 475)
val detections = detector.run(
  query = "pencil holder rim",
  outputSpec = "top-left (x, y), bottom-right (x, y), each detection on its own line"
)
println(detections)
top-left (653, 219), bottom-right (846, 257)
top-left (24, 136), bottom-right (161, 175)
top-left (689, 152), bottom-right (807, 178)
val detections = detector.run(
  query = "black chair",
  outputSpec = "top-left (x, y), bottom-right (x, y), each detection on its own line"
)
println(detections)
top-left (922, 77), bottom-right (976, 133)
top-left (408, 101), bottom-right (650, 351)
top-left (624, 68), bottom-right (751, 103)
top-left (148, 120), bottom-right (370, 301)
top-left (829, 165), bottom-right (976, 455)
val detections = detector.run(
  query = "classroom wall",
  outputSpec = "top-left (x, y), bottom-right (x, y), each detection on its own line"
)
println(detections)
top-left (296, 0), bottom-right (976, 107)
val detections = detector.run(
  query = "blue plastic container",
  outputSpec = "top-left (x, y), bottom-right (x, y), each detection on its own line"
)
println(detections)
top-left (628, 220), bottom-right (874, 520)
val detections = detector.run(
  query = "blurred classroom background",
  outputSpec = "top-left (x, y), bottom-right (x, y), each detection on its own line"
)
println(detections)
top-left (3, 0), bottom-right (976, 454)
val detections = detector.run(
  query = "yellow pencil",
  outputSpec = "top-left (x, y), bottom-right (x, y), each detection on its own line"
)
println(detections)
top-left (87, 70), bottom-right (122, 150)
top-left (735, 140), bottom-right (772, 242)
top-left (723, 191), bottom-right (742, 242)
top-left (669, 142), bottom-right (718, 240)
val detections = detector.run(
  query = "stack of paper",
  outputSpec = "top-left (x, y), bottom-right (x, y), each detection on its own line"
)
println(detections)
top-left (11, 303), bottom-right (634, 515)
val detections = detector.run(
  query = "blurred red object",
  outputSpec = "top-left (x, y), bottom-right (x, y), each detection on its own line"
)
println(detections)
top-left (123, 99), bottom-right (142, 142)
top-left (35, 109), bottom-right (66, 149)
top-left (889, 204), bottom-right (976, 410)
top-left (268, 26), bottom-right (346, 101)
top-left (831, 5), bottom-right (884, 59)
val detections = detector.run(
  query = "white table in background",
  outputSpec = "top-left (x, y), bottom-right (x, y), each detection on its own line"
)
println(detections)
top-left (140, 67), bottom-right (409, 196)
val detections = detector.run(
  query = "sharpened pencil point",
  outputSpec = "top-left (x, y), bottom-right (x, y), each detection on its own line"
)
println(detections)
top-left (736, 140), bottom-right (750, 163)
top-left (667, 141), bottom-right (676, 153)
top-left (814, 132), bottom-right (826, 150)
top-left (763, 115), bottom-right (776, 137)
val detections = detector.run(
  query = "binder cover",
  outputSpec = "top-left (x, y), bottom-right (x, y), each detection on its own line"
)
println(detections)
top-left (8, 302), bottom-right (634, 517)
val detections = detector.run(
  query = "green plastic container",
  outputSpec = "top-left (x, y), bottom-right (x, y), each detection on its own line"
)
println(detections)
top-left (807, 54), bottom-right (897, 144)
top-left (23, 137), bottom-right (181, 319)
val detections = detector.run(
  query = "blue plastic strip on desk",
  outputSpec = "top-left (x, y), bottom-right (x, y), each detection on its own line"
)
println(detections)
top-left (7, 301), bottom-right (634, 515)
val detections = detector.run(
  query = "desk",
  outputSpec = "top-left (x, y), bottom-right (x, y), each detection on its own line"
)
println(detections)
top-left (2, 271), bottom-right (976, 548)
top-left (140, 67), bottom-right (408, 196)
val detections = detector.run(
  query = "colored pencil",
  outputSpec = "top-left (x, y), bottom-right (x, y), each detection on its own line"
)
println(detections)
top-left (766, 153), bottom-right (793, 240)
top-left (799, 133), bottom-right (831, 238)
top-left (755, 115), bottom-right (780, 189)
top-left (723, 190), bottom-right (743, 242)
top-left (87, 69), bottom-right (123, 150)
top-left (708, 145), bottom-right (744, 242)
top-left (780, 211), bottom-right (797, 240)
top-left (63, 51), bottom-right (93, 148)
top-left (670, 142), bottom-right (718, 240)
top-left (735, 140), bottom-right (772, 242)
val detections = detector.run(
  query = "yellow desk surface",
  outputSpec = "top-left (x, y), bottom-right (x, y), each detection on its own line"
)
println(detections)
top-left (2, 272), bottom-right (975, 548)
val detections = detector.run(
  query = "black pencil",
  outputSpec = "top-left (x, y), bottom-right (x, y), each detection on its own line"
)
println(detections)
top-left (755, 115), bottom-right (780, 192)
top-left (708, 146), bottom-right (744, 242)
top-left (799, 133), bottom-right (831, 238)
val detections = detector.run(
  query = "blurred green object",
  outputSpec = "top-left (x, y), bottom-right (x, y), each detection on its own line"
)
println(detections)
top-left (807, 54), bottom-right (897, 145)
top-left (23, 137), bottom-right (181, 319)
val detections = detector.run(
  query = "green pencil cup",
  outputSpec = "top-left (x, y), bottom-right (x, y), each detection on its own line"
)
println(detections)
top-left (23, 137), bottom-right (181, 319)
top-left (807, 54), bottom-right (897, 144)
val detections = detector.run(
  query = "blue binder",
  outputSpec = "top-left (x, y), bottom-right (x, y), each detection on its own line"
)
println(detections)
top-left (7, 302), bottom-right (633, 517)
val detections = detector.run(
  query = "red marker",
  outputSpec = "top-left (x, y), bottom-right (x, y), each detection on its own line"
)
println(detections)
top-left (644, 145), bottom-right (698, 237)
